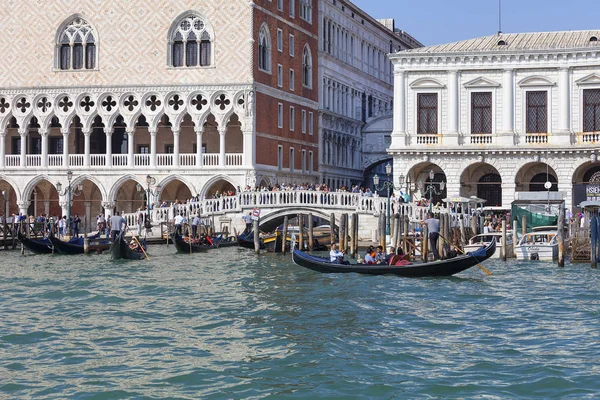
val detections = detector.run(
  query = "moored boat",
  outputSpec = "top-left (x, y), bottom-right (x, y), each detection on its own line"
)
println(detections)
top-left (292, 238), bottom-right (496, 277)
top-left (464, 232), bottom-right (514, 258)
top-left (17, 232), bottom-right (53, 254)
top-left (49, 233), bottom-right (111, 255)
top-left (515, 230), bottom-right (558, 261)
top-left (237, 230), bottom-right (265, 250)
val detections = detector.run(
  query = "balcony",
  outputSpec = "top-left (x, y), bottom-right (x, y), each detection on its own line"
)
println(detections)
top-left (1, 153), bottom-right (244, 170)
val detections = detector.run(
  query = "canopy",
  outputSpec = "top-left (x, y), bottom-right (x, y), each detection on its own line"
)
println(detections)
top-left (443, 195), bottom-right (487, 204)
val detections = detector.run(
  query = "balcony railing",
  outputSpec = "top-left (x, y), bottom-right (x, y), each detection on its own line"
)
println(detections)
top-left (0, 152), bottom-right (245, 169)
top-left (524, 133), bottom-right (548, 144)
top-left (470, 134), bottom-right (493, 145)
top-left (416, 134), bottom-right (441, 145)
top-left (577, 132), bottom-right (600, 144)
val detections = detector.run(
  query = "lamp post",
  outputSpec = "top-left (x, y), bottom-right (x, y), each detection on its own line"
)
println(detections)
top-left (418, 170), bottom-right (446, 212)
top-left (56, 170), bottom-right (82, 236)
top-left (136, 175), bottom-right (161, 224)
top-left (373, 163), bottom-right (405, 235)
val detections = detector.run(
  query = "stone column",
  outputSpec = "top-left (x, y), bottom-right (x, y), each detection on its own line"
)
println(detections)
top-left (33, 190), bottom-right (38, 217)
top-left (392, 66), bottom-right (407, 148)
top-left (104, 127), bottom-right (113, 167)
top-left (83, 129), bottom-right (91, 167)
top-left (243, 128), bottom-right (254, 167)
top-left (43, 201), bottom-right (50, 216)
top-left (500, 69), bottom-right (515, 146)
top-left (195, 128), bottom-right (203, 167)
top-left (447, 70), bottom-right (459, 135)
top-left (172, 128), bottom-right (180, 168)
top-left (149, 127), bottom-right (157, 168)
top-left (18, 201), bottom-right (30, 217)
top-left (84, 201), bottom-right (92, 233)
top-left (556, 67), bottom-right (571, 145)
top-left (102, 201), bottom-right (114, 218)
top-left (558, 182), bottom-right (572, 212)
top-left (0, 130), bottom-right (5, 168)
top-left (19, 128), bottom-right (27, 167)
top-left (40, 129), bottom-right (48, 168)
top-left (127, 127), bottom-right (135, 167)
top-left (218, 127), bottom-right (226, 167)
top-left (62, 128), bottom-right (70, 168)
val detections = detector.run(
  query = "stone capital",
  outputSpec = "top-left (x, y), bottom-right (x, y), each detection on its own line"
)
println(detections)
top-left (102, 202), bottom-right (115, 210)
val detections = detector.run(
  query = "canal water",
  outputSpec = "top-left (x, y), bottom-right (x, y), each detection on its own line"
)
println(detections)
top-left (1, 246), bottom-right (599, 399)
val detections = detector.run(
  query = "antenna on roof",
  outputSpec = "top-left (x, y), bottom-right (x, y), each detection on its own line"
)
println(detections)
top-left (498, 0), bottom-right (502, 35)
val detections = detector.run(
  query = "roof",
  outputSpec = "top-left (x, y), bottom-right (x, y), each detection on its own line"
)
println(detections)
top-left (398, 30), bottom-right (600, 55)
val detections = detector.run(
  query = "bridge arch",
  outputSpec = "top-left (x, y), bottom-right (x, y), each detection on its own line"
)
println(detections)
top-left (257, 207), bottom-right (337, 231)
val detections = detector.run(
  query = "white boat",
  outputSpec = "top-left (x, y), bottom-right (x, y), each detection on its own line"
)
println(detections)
top-left (464, 232), bottom-right (514, 258)
top-left (514, 230), bottom-right (558, 261)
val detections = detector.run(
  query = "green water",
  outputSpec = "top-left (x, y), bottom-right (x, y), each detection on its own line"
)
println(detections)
top-left (1, 246), bottom-right (599, 399)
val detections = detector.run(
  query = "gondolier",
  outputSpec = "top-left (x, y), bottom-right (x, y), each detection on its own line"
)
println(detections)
top-left (423, 212), bottom-right (441, 261)
top-left (109, 212), bottom-right (126, 242)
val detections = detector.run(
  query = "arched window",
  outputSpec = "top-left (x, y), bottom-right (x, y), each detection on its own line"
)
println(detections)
top-left (302, 45), bottom-right (312, 88)
top-left (169, 13), bottom-right (213, 68)
top-left (529, 173), bottom-right (558, 192)
top-left (56, 17), bottom-right (97, 70)
top-left (258, 25), bottom-right (271, 72)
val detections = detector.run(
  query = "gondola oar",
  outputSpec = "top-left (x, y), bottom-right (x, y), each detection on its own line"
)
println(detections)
top-left (438, 233), bottom-right (491, 276)
top-left (127, 227), bottom-right (150, 260)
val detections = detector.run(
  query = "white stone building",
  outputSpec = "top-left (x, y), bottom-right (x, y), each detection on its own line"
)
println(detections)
top-left (318, 0), bottom-right (421, 189)
top-left (389, 30), bottom-right (600, 212)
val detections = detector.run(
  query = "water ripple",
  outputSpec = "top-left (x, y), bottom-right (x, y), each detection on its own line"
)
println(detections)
top-left (0, 249), bottom-right (599, 398)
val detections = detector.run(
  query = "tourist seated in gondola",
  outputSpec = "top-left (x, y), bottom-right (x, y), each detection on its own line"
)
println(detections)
top-left (363, 246), bottom-right (376, 264)
top-left (388, 247), bottom-right (412, 267)
top-left (329, 243), bottom-right (349, 265)
top-left (375, 245), bottom-right (387, 264)
top-left (129, 239), bottom-right (140, 251)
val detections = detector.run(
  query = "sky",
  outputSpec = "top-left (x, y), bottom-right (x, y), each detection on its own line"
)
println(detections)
top-left (351, 0), bottom-right (600, 46)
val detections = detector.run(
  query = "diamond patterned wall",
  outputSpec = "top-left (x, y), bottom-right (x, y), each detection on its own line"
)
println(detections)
top-left (0, 0), bottom-right (252, 88)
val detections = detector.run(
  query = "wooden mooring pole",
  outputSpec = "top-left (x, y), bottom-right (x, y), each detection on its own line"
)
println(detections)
top-left (349, 214), bottom-right (356, 258)
top-left (330, 213), bottom-right (336, 246)
top-left (353, 213), bottom-right (359, 257)
top-left (378, 212), bottom-right (386, 252)
top-left (557, 206), bottom-right (565, 268)
top-left (402, 215), bottom-right (409, 255)
top-left (512, 218), bottom-right (518, 258)
top-left (521, 215), bottom-right (527, 237)
top-left (298, 214), bottom-right (305, 251)
top-left (501, 219), bottom-right (507, 262)
top-left (339, 213), bottom-right (347, 253)
top-left (281, 216), bottom-right (289, 255)
top-left (307, 213), bottom-right (314, 252)
top-left (392, 214), bottom-right (400, 253)
top-left (591, 213), bottom-right (597, 269)
top-left (422, 224), bottom-right (429, 262)
top-left (253, 218), bottom-right (260, 255)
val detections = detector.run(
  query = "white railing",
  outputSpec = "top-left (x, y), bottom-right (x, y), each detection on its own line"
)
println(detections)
top-left (157, 154), bottom-right (173, 167)
top-left (180, 153), bottom-right (196, 167)
top-left (470, 134), bottom-right (493, 145)
top-left (48, 155), bottom-right (62, 167)
top-left (416, 134), bottom-right (441, 145)
top-left (26, 155), bottom-right (41, 167)
top-left (525, 133), bottom-right (548, 144)
top-left (113, 154), bottom-right (128, 166)
top-left (577, 132), bottom-right (600, 144)
top-left (91, 154), bottom-right (106, 167)
top-left (5, 155), bottom-right (20, 167)
top-left (226, 153), bottom-right (243, 166)
top-left (69, 154), bottom-right (84, 167)
top-left (135, 154), bottom-right (150, 166)
top-left (203, 154), bottom-right (219, 166)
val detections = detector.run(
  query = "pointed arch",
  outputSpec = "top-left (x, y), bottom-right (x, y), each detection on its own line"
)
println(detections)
top-left (108, 174), bottom-right (145, 202)
top-left (200, 174), bottom-right (239, 199)
top-left (258, 23), bottom-right (272, 73)
top-left (167, 11), bottom-right (214, 68)
top-left (302, 44), bottom-right (313, 88)
top-left (55, 14), bottom-right (98, 70)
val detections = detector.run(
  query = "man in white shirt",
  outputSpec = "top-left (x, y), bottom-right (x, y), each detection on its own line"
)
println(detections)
top-left (191, 214), bottom-right (200, 238)
top-left (330, 243), bottom-right (346, 264)
top-left (174, 213), bottom-right (185, 235)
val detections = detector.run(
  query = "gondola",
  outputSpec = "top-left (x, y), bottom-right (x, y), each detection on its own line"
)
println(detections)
top-left (237, 230), bottom-right (265, 250)
top-left (292, 238), bottom-right (496, 277)
top-left (110, 231), bottom-right (146, 260)
top-left (48, 233), bottom-right (111, 255)
top-left (171, 233), bottom-right (218, 253)
top-left (17, 231), bottom-right (53, 254)
top-left (214, 234), bottom-right (239, 248)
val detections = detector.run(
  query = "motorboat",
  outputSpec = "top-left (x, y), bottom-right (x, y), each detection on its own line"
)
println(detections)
top-left (515, 230), bottom-right (558, 261)
top-left (464, 231), bottom-right (514, 259)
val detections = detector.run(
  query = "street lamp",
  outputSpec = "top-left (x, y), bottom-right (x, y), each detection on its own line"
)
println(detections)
top-left (56, 170), bottom-right (83, 236)
top-left (373, 163), bottom-right (405, 235)
top-left (418, 170), bottom-right (446, 212)
top-left (136, 175), bottom-right (161, 225)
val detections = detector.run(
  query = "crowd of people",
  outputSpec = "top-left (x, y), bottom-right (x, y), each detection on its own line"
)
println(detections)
top-left (0, 213), bottom-right (83, 238)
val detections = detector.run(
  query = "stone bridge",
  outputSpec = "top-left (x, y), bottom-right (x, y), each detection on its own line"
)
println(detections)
top-left (123, 191), bottom-right (434, 238)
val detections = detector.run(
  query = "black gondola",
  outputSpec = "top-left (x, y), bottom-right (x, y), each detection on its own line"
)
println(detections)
top-left (237, 230), bottom-right (265, 250)
top-left (292, 239), bottom-right (496, 277)
top-left (18, 232), bottom-right (53, 254)
top-left (171, 233), bottom-right (218, 253)
top-left (214, 235), bottom-right (239, 248)
top-left (48, 233), bottom-right (111, 255)
top-left (110, 231), bottom-right (146, 260)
